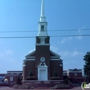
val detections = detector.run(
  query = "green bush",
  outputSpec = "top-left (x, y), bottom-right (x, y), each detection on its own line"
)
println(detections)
top-left (16, 76), bottom-right (22, 85)
top-left (53, 71), bottom-right (57, 77)
top-left (28, 70), bottom-right (33, 76)
top-left (26, 76), bottom-right (36, 80)
top-left (51, 77), bottom-right (60, 80)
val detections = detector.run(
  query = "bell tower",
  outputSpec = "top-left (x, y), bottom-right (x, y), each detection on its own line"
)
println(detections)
top-left (35, 0), bottom-right (50, 80)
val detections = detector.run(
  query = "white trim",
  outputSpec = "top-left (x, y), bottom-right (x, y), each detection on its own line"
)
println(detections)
top-left (68, 71), bottom-right (82, 73)
top-left (38, 36), bottom-right (47, 38)
top-left (60, 64), bottom-right (63, 66)
top-left (68, 69), bottom-right (82, 71)
top-left (40, 38), bottom-right (45, 44)
top-left (50, 59), bottom-right (60, 60)
top-left (10, 77), bottom-right (13, 81)
top-left (36, 44), bottom-right (50, 46)
top-left (7, 71), bottom-right (22, 73)
top-left (37, 64), bottom-right (48, 81)
top-left (24, 59), bottom-right (35, 61)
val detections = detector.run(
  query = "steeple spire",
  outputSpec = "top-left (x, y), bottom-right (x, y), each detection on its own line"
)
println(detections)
top-left (37, 0), bottom-right (48, 36)
top-left (40, 0), bottom-right (46, 22)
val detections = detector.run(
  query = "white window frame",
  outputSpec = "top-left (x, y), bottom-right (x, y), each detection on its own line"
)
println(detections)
top-left (75, 73), bottom-right (77, 76)
top-left (10, 77), bottom-right (13, 81)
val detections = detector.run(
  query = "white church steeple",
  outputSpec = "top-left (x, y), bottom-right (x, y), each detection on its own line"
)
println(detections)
top-left (37, 0), bottom-right (48, 36)
top-left (40, 0), bottom-right (45, 22)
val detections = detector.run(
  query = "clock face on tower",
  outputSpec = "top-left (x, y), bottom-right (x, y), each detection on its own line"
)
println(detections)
top-left (40, 57), bottom-right (45, 62)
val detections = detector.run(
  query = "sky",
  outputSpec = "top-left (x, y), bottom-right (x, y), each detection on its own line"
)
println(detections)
top-left (0, 0), bottom-right (90, 74)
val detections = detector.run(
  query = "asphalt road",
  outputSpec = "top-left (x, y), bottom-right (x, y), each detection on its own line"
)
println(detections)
top-left (0, 86), bottom-right (90, 90)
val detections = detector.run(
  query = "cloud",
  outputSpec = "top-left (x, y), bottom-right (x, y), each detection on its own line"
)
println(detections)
top-left (0, 50), bottom-right (13, 57)
top-left (50, 46), bottom-right (84, 59)
top-left (0, 49), bottom-right (23, 73)
top-left (60, 37), bottom-right (72, 44)
top-left (60, 38), bottom-right (66, 44)
top-left (59, 50), bottom-right (84, 58)
top-left (75, 34), bottom-right (82, 40)
top-left (5, 50), bottom-right (13, 55)
top-left (75, 26), bottom-right (85, 40)
top-left (71, 51), bottom-right (84, 57)
top-left (50, 46), bottom-right (58, 52)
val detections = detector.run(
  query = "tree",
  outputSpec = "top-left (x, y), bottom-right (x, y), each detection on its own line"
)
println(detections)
top-left (63, 75), bottom-right (69, 84)
top-left (83, 52), bottom-right (90, 83)
top-left (16, 76), bottom-right (22, 85)
top-left (28, 70), bottom-right (33, 76)
top-left (53, 71), bottom-right (57, 77)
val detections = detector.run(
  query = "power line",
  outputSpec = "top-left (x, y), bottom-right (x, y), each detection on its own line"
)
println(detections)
top-left (0, 34), bottom-right (90, 38)
top-left (0, 29), bottom-right (90, 33)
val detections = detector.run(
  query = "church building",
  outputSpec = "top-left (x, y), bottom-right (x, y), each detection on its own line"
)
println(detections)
top-left (23, 0), bottom-right (63, 81)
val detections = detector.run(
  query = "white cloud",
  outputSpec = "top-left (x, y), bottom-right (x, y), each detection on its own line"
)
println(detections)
top-left (0, 50), bottom-right (13, 57)
top-left (75, 26), bottom-right (85, 40)
top-left (71, 51), bottom-right (84, 57)
top-left (50, 46), bottom-right (84, 59)
top-left (59, 50), bottom-right (84, 58)
top-left (50, 46), bottom-right (58, 52)
top-left (75, 34), bottom-right (82, 40)
top-left (60, 39), bottom-right (66, 44)
top-left (60, 37), bottom-right (72, 44)
top-left (5, 50), bottom-right (13, 55)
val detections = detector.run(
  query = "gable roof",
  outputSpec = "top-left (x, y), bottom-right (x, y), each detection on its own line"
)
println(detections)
top-left (25, 51), bottom-right (35, 59)
top-left (50, 50), bottom-right (60, 59)
top-left (24, 50), bottom-right (60, 60)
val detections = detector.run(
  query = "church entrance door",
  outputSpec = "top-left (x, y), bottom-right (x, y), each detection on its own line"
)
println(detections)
top-left (40, 70), bottom-right (46, 80)
top-left (38, 64), bottom-right (48, 81)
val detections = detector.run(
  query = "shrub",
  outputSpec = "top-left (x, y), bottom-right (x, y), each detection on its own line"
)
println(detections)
top-left (50, 87), bottom-right (54, 89)
top-left (13, 84), bottom-right (19, 89)
top-left (51, 77), bottom-right (60, 80)
top-left (26, 76), bottom-right (36, 80)
top-left (63, 78), bottom-right (69, 84)
top-left (53, 71), bottom-right (57, 77)
top-left (16, 76), bottom-right (22, 85)
top-left (30, 86), bottom-right (35, 89)
top-left (18, 85), bottom-right (30, 89)
top-left (28, 70), bottom-right (33, 76)
top-left (53, 84), bottom-right (70, 89)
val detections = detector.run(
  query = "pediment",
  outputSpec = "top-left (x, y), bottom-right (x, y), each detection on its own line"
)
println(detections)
top-left (50, 50), bottom-right (60, 58)
top-left (25, 51), bottom-right (35, 59)
top-left (73, 68), bottom-right (80, 71)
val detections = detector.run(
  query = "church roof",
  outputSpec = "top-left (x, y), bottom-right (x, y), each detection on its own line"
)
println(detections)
top-left (50, 50), bottom-right (60, 58)
top-left (25, 51), bottom-right (35, 59)
top-left (25, 50), bottom-right (60, 60)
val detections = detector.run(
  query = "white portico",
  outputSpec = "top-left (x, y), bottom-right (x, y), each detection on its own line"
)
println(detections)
top-left (37, 57), bottom-right (48, 81)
